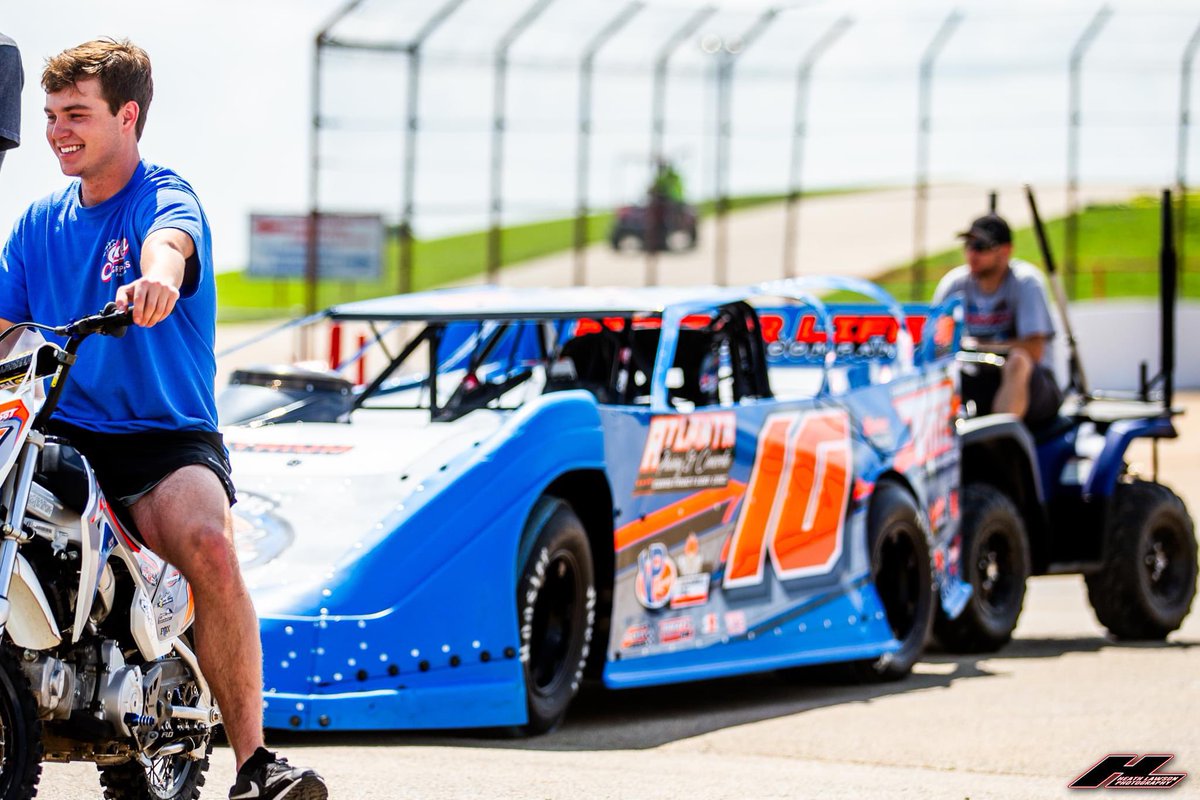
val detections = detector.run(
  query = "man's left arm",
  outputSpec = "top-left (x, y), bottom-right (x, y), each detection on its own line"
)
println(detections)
top-left (1007, 269), bottom-right (1056, 364)
top-left (115, 228), bottom-right (195, 327)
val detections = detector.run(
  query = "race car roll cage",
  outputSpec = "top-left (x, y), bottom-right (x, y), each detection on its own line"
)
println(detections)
top-left (315, 276), bottom-right (936, 423)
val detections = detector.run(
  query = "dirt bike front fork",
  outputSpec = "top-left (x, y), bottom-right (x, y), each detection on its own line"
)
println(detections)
top-left (0, 435), bottom-right (43, 635)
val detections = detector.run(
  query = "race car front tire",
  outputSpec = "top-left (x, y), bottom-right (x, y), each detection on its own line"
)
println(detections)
top-left (933, 483), bottom-right (1030, 653)
top-left (515, 497), bottom-right (596, 735)
top-left (853, 481), bottom-right (936, 681)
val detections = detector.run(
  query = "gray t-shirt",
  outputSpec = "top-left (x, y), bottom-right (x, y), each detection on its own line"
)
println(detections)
top-left (933, 258), bottom-right (1057, 367)
top-left (0, 33), bottom-right (22, 171)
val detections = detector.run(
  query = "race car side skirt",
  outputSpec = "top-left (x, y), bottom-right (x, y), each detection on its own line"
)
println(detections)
top-left (604, 584), bottom-right (896, 689)
top-left (263, 679), bottom-right (526, 731)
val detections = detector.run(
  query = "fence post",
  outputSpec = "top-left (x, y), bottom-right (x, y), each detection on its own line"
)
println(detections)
top-left (1177, 20), bottom-right (1200, 296)
top-left (1066, 5), bottom-right (1113, 300)
top-left (305, 0), bottom-right (366, 355)
top-left (646, 6), bottom-right (716, 287)
top-left (574, 2), bottom-right (645, 286)
top-left (912, 9), bottom-right (962, 302)
top-left (782, 16), bottom-right (852, 279)
top-left (487, 0), bottom-right (557, 284)
top-left (714, 8), bottom-right (780, 287)
top-left (399, 0), bottom-right (468, 296)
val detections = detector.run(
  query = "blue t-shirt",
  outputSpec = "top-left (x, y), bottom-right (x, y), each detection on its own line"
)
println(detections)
top-left (0, 160), bottom-right (218, 434)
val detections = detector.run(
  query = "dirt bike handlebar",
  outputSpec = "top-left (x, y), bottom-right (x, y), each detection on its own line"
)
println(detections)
top-left (0, 303), bottom-right (134, 350)
top-left (55, 302), bottom-right (135, 340)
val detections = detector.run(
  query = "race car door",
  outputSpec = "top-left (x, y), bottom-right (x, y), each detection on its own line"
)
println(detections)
top-left (603, 306), bottom-right (889, 687)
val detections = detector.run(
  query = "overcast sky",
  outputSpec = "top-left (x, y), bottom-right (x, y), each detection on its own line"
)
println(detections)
top-left (2, 0), bottom-right (1199, 271)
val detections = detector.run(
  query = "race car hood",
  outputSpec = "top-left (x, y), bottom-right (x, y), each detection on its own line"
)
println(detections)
top-left (224, 409), bottom-right (504, 615)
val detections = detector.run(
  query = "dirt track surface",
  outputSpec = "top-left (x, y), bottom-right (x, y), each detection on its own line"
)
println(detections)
top-left (39, 395), bottom-right (1200, 798)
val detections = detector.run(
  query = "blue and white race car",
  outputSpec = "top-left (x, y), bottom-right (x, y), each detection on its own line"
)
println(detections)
top-left (220, 277), bottom-right (968, 733)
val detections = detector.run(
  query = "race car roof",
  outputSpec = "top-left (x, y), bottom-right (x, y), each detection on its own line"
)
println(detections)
top-left (327, 285), bottom-right (749, 322)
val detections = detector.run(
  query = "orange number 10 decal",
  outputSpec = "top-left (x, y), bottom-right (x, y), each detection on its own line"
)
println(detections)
top-left (723, 409), bottom-right (852, 588)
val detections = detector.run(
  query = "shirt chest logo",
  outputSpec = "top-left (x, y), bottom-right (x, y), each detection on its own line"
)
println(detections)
top-left (100, 238), bottom-right (132, 283)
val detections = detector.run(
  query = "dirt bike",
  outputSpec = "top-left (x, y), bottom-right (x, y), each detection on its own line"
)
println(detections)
top-left (0, 304), bottom-right (218, 799)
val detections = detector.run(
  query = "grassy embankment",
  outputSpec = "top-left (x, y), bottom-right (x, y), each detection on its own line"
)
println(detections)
top-left (215, 192), bottom-right (852, 322)
top-left (862, 193), bottom-right (1200, 303)
top-left (217, 192), bottom-right (1200, 320)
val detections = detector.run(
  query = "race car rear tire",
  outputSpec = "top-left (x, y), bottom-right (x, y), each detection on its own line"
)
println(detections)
top-left (515, 497), bottom-right (596, 735)
top-left (933, 483), bottom-right (1030, 653)
top-left (1085, 480), bottom-right (1197, 641)
top-left (850, 482), bottom-right (935, 682)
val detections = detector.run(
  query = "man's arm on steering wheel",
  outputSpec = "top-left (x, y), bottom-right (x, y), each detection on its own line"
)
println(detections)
top-left (115, 228), bottom-right (195, 328)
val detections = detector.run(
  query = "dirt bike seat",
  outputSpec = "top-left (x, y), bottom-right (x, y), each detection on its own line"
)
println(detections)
top-left (36, 440), bottom-right (148, 544)
top-left (35, 440), bottom-right (91, 514)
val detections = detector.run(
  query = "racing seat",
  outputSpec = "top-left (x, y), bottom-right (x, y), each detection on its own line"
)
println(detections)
top-left (544, 333), bottom-right (619, 404)
top-left (622, 328), bottom-right (718, 407)
top-left (669, 331), bottom-right (721, 407)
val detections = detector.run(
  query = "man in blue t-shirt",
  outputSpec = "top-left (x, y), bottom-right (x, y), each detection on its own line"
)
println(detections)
top-left (0, 39), bottom-right (326, 800)
top-left (933, 213), bottom-right (1063, 425)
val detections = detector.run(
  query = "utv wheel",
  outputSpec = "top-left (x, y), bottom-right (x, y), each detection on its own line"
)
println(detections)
top-left (934, 484), bottom-right (1030, 653)
top-left (665, 229), bottom-right (694, 252)
top-left (614, 233), bottom-right (642, 254)
top-left (850, 482), bottom-right (936, 681)
top-left (1086, 480), bottom-right (1197, 641)
top-left (0, 650), bottom-right (43, 800)
top-left (514, 497), bottom-right (596, 735)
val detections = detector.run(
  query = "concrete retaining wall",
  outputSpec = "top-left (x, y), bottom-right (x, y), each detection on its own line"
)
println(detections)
top-left (1067, 300), bottom-right (1200, 392)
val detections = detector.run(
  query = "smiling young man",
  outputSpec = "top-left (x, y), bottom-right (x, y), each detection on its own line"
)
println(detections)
top-left (0, 39), bottom-right (327, 800)
top-left (933, 213), bottom-right (1063, 426)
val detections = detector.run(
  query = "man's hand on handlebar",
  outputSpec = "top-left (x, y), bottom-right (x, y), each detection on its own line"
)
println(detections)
top-left (115, 275), bottom-right (179, 328)
top-left (114, 227), bottom-right (194, 327)
top-left (59, 303), bottom-right (134, 338)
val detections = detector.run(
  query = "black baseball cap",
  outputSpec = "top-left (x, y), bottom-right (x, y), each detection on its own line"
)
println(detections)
top-left (958, 214), bottom-right (1012, 249)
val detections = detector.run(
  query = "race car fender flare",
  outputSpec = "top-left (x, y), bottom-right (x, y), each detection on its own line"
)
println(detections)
top-left (315, 391), bottom-right (608, 612)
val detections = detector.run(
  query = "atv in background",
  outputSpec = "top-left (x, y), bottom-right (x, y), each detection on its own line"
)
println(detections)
top-left (609, 196), bottom-right (698, 253)
top-left (936, 187), bottom-right (1197, 653)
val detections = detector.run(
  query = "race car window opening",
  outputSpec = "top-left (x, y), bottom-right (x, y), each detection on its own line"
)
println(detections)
top-left (348, 308), bottom-right (776, 417)
top-left (352, 326), bottom-right (431, 412)
top-left (434, 322), bottom-right (543, 421)
top-left (550, 329), bottom-right (622, 404)
top-left (369, 320), bottom-right (396, 364)
top-left (703, 302), bottom-right (772, 406)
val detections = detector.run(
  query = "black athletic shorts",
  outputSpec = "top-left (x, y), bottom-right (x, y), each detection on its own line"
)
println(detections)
top-left (45, 420), bottom-right (237, 512)
top-left (961, 362), bottom-right (1063, 428)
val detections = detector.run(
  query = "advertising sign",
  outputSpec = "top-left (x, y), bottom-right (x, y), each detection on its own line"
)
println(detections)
top-left (248, 213), bottom-right (383, 280)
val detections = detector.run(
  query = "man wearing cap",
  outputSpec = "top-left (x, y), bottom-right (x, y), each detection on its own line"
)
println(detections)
top-left (933, 213), bottom-right (1062, 425)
